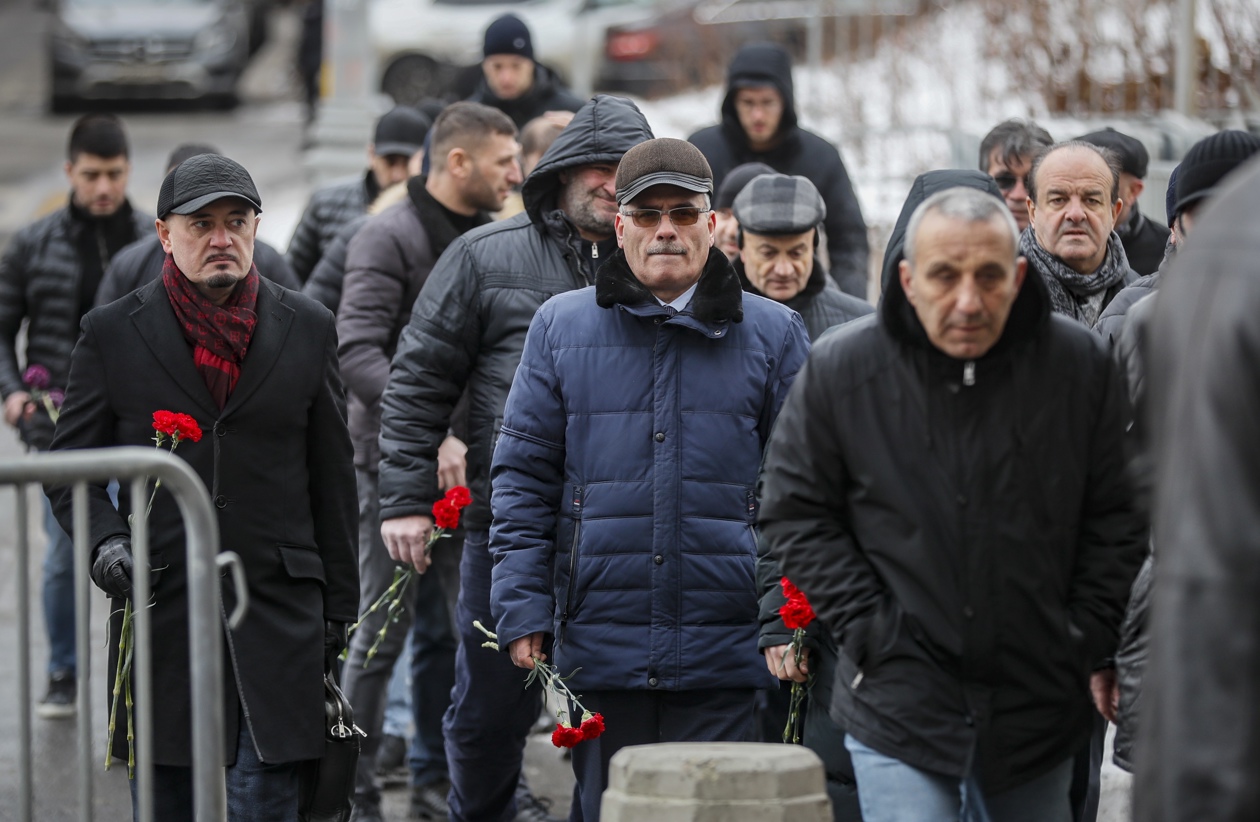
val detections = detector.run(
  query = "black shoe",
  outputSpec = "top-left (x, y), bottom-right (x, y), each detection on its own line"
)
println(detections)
top-left (409, 779), bottom-right (450, 820)
top-left (36, 671), bottom-right (76, 719)
top-left (514, 789), bottom-right (561, 822)
top-left (377, 733), bottom-right (407, 775)
top-left (349, 799), bottom-right (385, 822)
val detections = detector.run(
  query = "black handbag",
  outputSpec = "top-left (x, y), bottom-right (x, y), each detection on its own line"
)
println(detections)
top-left (298, 669), bottom-right (366, 822)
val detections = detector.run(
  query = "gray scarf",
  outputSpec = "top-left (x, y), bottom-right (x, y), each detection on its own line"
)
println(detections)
top-left (1019, 227), bottom-right (1130, 325)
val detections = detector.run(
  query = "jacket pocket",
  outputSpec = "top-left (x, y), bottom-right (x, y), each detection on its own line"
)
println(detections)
top-left (278, 544), bottom-right (325, 584)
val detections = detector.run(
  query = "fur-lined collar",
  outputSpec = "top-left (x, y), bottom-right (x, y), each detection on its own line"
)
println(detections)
top-left (595, 246), bottom-right (744, 325)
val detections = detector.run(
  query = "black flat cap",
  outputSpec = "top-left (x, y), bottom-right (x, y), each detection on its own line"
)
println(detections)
top-left (1077, 127), bottom-right (1149, 178)
top-left (157, 153), bottom-right (261, 218)
top-left (715, 162), bottom-right (775, 211)
top-left (615, 138), bottom-right (713, 204)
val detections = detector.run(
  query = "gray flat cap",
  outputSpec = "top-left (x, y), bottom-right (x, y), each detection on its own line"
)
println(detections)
top-left (733, 173), bottom-right (825, 235)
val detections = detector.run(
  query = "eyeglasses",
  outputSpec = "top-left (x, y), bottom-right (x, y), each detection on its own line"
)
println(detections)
top-left (992, 173), bottom-right (1028, 193)
top-left (620, 207), bottom-right (710, 228)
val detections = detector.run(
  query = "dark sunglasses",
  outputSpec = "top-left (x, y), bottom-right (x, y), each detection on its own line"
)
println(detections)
top-left (620, 206), bottom-right (710, 228)
top-left (992, 173), bottom-right (1028, 193)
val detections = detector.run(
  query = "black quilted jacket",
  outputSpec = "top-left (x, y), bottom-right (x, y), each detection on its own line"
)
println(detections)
top-left (378, 94), bottom-right (653, 532)
top-left (0, 202), bottom-right (152, 450)
top-left (285, 171), bottom-right (378, 284)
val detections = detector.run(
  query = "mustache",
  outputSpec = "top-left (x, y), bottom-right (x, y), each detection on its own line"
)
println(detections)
top-left (204, 253), bottom-right (238, 264)
top-left (646, 242), bottom-right (687, 255)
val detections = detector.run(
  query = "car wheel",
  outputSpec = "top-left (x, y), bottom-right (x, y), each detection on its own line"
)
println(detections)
top-left (381, 54), bottom-right (452, 105)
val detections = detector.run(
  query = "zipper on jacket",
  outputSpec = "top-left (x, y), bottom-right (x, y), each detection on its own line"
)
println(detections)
top-left (963, 361), bottom-right (975, 386)
top-left (558, 486), bottom-right (584, 645)
top-left (590, 242), bottom-right (599, 259)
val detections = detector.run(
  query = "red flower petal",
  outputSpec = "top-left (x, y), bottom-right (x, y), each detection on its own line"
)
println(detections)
top-left (432, 498), bottom-right (460, 530)
top-left (550, 723), bottom-right (583, 749)
top-left (579, 713), bottom-right (605, 741)
top-left (445, 486), bottom-right (472, 509)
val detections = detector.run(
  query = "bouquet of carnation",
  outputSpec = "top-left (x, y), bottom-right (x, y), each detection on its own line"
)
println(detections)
top-left (107, 410), bottom-right (203, 775)
top-left (779, 577), bottom-right (816, 744)
top-left (474, 620), bottom-right (605, 748)
top-left (22, 364), bottom-right (64, 423)
top-left (351, 486), bottom-right (472, 663)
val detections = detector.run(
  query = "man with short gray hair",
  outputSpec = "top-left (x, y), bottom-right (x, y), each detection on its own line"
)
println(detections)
top-left (759, 185), bottom-right (1145, 821)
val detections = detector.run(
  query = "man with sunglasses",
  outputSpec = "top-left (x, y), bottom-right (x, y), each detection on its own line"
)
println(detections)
top-left (487, 137), bottom-right (809, 822)
top-left (979, 118), bottom-right (1053, 231)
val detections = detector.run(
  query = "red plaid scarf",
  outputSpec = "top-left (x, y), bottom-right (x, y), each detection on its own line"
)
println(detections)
top-left (162, 254), bottom-right (259, 410)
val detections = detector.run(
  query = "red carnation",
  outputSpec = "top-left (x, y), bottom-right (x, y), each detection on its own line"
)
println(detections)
top-left (579, 712), bottom-right (605, 741)
top-left (172, 413), bottom-right (203, 443)
top-left (551, 723), bottom-right (583, 749)
top-left (432, 498), bottom-right (460, 530)
top-left (779, 577), bottom-right (816, 631)
top-left (445, 486), bottom-right (472, 509)
top-left (153, 410), bottom-right (202, 443)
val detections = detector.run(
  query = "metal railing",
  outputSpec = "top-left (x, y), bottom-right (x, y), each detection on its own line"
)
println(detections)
top-left (0, 447), bottom-right (247, 822)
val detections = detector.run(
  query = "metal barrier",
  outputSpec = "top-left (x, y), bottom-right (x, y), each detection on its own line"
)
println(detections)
top-left (0, 446), bottom-right (247, 822)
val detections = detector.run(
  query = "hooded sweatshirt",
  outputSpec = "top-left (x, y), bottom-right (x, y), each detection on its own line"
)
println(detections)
top-left (689, 43), bottom-right (870, 298)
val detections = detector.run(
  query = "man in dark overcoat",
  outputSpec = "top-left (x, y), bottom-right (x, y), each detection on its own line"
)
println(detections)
top-left (47, 153), bottom-right (359, 821)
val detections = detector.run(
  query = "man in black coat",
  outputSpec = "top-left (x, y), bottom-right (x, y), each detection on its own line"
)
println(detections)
top-left (0, 113), bottom-right (152, 719)
top-left (1076, 127), bottom-right (1169, 277)
top-left (338, 101), bottom-right (521, 822)
top-left (759, 186), bottom-right (1145, 820)
top-left (96, 142), bottom-right (299, 308)
top-left (378, 94), bottom-right (652, 822)
top-left (286, 106), bottom-right (431, 283)
top-left (1135, 153), bottom-right (1260, 822)
top-left (47, 154), bottom-right (359, 821)
top-left (465, 14), bottom-right (585, 129)
top-left (687, 42), bottom-right (869, 297)
top-left (731, 172), bottom-right (871, 341)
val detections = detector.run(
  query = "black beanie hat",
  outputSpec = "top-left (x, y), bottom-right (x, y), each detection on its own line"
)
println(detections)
top-left (1076, 127), bottom-right (1149, 178)
top-left (1175, 129), bottom-right (1260, 216)
top-left (1165, 164), bottom-right (1180, 227)
top-left (484, 14), bottom-right (533, 60)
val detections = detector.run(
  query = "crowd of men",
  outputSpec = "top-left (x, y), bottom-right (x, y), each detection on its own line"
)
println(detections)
top-left (3, 11), bottom-right (1260, 822)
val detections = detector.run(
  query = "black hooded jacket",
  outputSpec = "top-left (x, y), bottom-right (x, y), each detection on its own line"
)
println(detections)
top-left (688, 43), bottom-right (869, 297)
top-left (378, 95), bottom-right (654, 531)
top-left (758, 168), bottom-right (1146, 794)
top-left (465, 62), bottom-right (585, 129)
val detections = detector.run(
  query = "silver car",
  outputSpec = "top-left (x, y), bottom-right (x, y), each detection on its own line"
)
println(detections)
top-left (47, 0), bottom-right (255, 110)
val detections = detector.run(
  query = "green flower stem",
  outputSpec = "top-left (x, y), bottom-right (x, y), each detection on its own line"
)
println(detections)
top-left (365, 572), bottom-right (413, 664)
top-left (350, 567), bottom-right (410, 634)
top-left (781, 628), bottom-right (813, 744)
top-left (351, 527), bottom-right (445, 664)
top-left (105, 601), bottom-right (133, 770)
top-left (124, 656), bottom-right (135, 779)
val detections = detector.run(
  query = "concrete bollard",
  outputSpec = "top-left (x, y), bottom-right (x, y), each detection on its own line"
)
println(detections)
top-left (600, 742), bottom-right (833, 822)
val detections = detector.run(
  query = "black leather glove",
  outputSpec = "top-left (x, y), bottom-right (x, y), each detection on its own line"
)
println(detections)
top-left (324, 620), bottom-right (348, 672)
top-left (91, 535), bottom-right (134, 599)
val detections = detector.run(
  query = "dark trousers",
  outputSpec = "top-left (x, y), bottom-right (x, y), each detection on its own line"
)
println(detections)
top-left (444, 529), bottom-right (543, 822)
top-left (344, 468), bottom-right (460, 804)
top-left (1069, 712), bottom-right (1105, 822)
top-left (568, 688), bottom-right (756, 822)
top-left (131, 718), bottom-right (301, 821)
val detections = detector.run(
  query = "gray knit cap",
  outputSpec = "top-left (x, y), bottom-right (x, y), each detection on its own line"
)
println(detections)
top-left (615, 138), bottom-right (713, 204)
top-left (733, 173), bottom-right (825, 235)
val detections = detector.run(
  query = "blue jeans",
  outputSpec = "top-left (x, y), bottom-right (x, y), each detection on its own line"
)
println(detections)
top-left (845, 735), bottom-right (1073, 822)
top-left (130, 719), bottom-right (301, 821)
top-left (42, 494), bottom-right (76, 676)
top-left (444, 529), bottom-right (542, 822)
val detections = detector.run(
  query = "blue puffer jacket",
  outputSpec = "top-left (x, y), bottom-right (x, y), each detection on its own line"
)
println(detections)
top-left (489, 247), bottom-right (810, 692)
